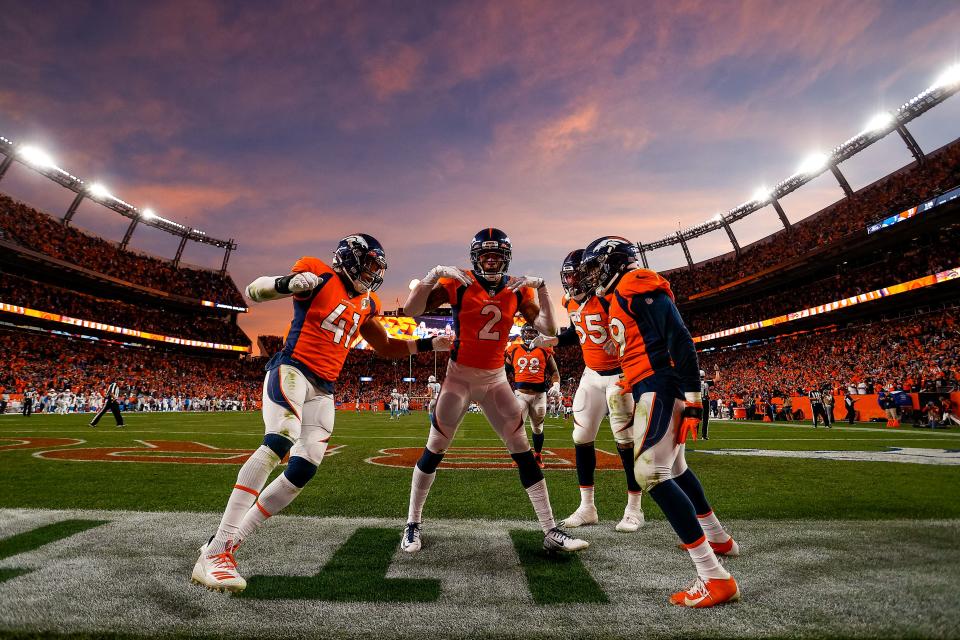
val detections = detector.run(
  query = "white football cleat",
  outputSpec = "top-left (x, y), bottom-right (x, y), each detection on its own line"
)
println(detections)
top-left (400, 522), bottom-right (422, 553)
top-left (615, 507), bottom-right (645, 532)
top-left (560, 505), bottom-right (599, 528)
top-left (191, 540), bottom-right (246, 593)
top-left (543, 527), bottom-right (589, 553)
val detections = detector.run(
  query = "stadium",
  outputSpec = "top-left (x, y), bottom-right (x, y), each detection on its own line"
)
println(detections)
top-left (1, 3), bottom-right (959, 639)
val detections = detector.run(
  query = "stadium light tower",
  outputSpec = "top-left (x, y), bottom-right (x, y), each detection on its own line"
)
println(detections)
top-left (676, 231), bottom-right (694, 268)
top-left (120, 207), bottom-right (153, 250)
top-left (714, 212), bottom-right (741, 256)
top-left (0, 151), bottom-right (13, 183)
top-left (636, 242), bottom-right (650, 269)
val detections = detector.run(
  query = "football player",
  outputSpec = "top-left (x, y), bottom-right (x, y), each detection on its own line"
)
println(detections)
top-left (579, 236), bottom-right (740, 608)
top-left (390, 388), bottom-right (401, 420)
top-left (426, 375), bottom-right (441, 417)
top-left (399, 228), bottom-right (588, 554)
top-left (505, 324), bottom-right (560, 468)
top-left (191, 234), bottom-right (452, 593)
top-left (532, 249), bottom-right (644, 533)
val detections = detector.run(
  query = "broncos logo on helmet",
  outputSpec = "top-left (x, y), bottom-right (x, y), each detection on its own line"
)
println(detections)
top-left (332, 233), bottom-right (387, 294)
top-left (469, 228), bottom-right (512, 282)
top-left (580, 236), bottom-right (639, 296)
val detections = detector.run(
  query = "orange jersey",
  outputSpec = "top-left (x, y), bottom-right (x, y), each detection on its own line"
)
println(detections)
top-left (562, 294), bottom-right (621, 372)
top-left (281, 256), bottom-right (381, 382)
top-left (441, 272), bottom-right (535, 370)
top-left (608, 268), bottom-right (699, 390)
top-left (506, 343), bottom-right (554, 385)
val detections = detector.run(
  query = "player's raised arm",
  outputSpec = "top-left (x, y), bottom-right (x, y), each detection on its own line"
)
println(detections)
top-left (511, 277), bottom-right (558, 336)
top-left (358, 316), bottom-right (453, 359)
top-left (245, 272), bottom-right (322, 303)
top-left (402, 266), bottom-right (471, 316)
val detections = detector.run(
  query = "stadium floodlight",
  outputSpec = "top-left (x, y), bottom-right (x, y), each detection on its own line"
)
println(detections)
top-left (751, 186), bottom-right (772, 203)
top-left (711, 213), bottom-right (723, 222)
top-left (18, 145), bottom-right (55, 169)
top-left (864, 111), bottom-right (894, 133)
top-left (141, 208), bottom-right (155, 220)
top-left (797, 152), bottom-right (828, 175)
top-left (932, 63), bottom-right (960, 90)
top-left (87, 182), bottom-right (111, 199)
top-left (408, 278), bottom-right (420, 290)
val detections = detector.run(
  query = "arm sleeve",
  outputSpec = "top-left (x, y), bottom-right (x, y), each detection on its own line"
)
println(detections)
top-left (631, 291), bottom-right (700, 394)
top-left (555, 324), bottom-right (580, 347)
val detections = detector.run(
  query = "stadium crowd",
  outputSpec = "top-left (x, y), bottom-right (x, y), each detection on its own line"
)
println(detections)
top-left (699, 308), bottom-right (960, 404)
top-left (683, 225), bottom-right (959, 336)
top-left (665, 141), bottom-right (960, 300)
top-left (0, 193), bottom-right (245, 306)
top-left (0, 330), bottom-right (263, 413)
top-left (0, 272), bottom-right (250, 345)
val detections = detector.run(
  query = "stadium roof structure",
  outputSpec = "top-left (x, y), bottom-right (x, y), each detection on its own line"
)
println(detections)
top-left (637, 63), bottom-right (960, 269)
top-left (0, 137), bottom-right (237, 274)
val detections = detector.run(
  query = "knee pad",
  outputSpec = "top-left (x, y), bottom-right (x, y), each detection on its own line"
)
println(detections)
top-left (634, 450), bottom-right (671, 491)
top-left (262, 433), bottom-right (293, 459)
top-left (283, 456), bottom-right (317, 488)
top-left (416, 448), bottom-right (445, 474)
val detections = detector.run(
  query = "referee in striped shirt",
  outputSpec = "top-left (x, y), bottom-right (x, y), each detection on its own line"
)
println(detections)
top-left (89, 382), bottom-right (125, 428)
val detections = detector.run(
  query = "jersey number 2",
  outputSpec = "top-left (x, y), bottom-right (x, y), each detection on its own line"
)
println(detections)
top-left (479, 304), bottom-right (501, 340)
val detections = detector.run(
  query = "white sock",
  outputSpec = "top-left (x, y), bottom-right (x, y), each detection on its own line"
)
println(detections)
top-left (525, 479), bottom-right (556, 533)
top-left (407, 466), bottom-right (436, 523)
top-left (697, 510), bottom-right (731, 543)
top-left (627, 490), bottom-right (643, 511)
top-left (210, 445), bottom-right (280, 553)
top-left (579, 485), bottom-right (595, 508)
top-left (685, 538), bottom-right (730, 580)
top-left (235, 473), bottom-right (302, 544)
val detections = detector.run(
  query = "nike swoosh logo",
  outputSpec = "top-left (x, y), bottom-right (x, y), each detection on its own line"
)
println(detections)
top-left (684, 593), bottom-right (709, 607)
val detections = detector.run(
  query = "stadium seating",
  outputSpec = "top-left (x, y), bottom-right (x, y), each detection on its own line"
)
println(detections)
top-left (0, 194), bottom-right (245, 306)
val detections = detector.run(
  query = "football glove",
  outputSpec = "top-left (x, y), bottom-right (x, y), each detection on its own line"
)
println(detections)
top-left (423, 265), bottom-right (472, 287)
top-left (678, 394), bottom-right (702, 444)
top-left (507, 276), bottom-right (544, 291)
top-left (548, 381), bottom-right (561, 397)
top-left (531, 334), bottom-right (559, 349)
top-left (603, 339), bottom-right (622, 357)
top-left (289, 272), bottom-right (321, 293)
top-left (616, 376), bottom-right (632, 396)
top-left (432, 335), bottom-right (454, 352)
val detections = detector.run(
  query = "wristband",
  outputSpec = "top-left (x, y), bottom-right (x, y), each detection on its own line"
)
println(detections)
top-left (274, 275), bottom-right (293, 294)
top-left (415, 338), bottom-right (434, 353)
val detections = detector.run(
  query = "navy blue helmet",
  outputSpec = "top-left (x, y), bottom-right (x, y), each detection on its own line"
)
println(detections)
top-left (332, 233), bottom-right (387, 294)
top-left (580, 236), bottom-right (639, 296)
top-left (470, 228), bottom-right (512, 282)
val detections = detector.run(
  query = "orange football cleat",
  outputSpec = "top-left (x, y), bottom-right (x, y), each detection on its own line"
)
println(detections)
top-left (669, 576), bottom-right (740, 608)
top-left (533, 451), bottom-right (545, 468)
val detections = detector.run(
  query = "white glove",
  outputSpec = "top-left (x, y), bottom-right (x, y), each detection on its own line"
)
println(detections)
top-left (289, 272), bottom-right (321, 293)
top-left (432, 335), bottom-right (454, 352)
top-left (548, 381), bottom-right (561, 397)
top-left (423, 266), bottom-right (472, 287)
top-left (507, 276), bottom-right (544, 291)
top-left (603, 339), bottom-right (622, 357)
top-left (532, 334), bottom-right (558, 349)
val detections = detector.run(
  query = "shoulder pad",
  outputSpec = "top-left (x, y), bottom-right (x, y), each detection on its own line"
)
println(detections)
top-left (615, 269), bottom-right (675, 300)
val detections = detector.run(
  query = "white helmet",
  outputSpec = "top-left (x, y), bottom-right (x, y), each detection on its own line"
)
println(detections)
top-left (392, 388), bottom-right (398, 393)
top-left (428, 375), bottom-right (436, 383)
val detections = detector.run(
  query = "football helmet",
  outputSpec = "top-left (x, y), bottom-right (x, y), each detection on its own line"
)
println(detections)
top-left (521, 323), bottom-right (538, 347)
top-left (580, 236), bottom-right (639, 296)
top-left (332, 233), bottom-right (387, 294)
top-left (428, 375), bottom-right (437, 383)
top-left (392, 388), bottom-right (398, 394)
top-left (560, 249), bottom-right (587, 301)
top-left (470, 228), bottom-right (511, 282)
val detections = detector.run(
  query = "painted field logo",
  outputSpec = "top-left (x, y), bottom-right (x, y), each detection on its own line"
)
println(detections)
top-left (695, 447), bottom-right (960, 466)
top-left (366, 446), bottom-right (624, 470)
top-left (0, 437), bottom-right (83, 452)
top-left (34, 439), bottom-right (344, 465)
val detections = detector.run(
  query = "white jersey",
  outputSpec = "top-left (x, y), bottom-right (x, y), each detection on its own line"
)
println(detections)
top-left (427, 382), bottom-right (441, 399)
top-left (390, 392), bottom-right (401, 408)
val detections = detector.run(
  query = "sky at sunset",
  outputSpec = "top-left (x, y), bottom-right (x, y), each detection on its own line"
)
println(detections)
top-left (1, 0), bottom-right (958, 350)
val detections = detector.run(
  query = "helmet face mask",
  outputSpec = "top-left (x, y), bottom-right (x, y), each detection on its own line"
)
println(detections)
top-left (581, 236), bottom-right (638, 296)
top-left (560, 249), bottom-right (587, 301)
top-left (521, 324), bottom-right (538, 347)
top-left (333, 234), bottom-right (387, 294)
top-left (470, 229), bottom-right (512, 282)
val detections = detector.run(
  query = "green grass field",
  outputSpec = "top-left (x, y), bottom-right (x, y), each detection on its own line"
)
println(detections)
top-left (1, 411), bottom-right (959, 639)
